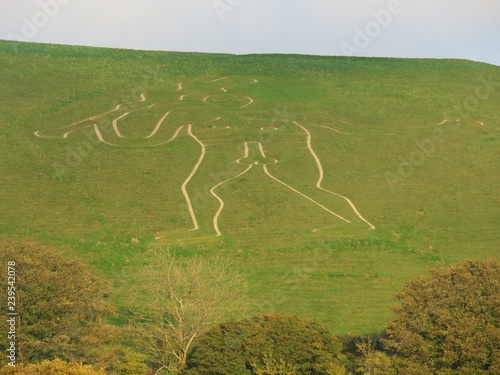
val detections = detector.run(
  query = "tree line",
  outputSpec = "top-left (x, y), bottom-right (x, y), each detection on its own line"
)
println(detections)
top-left (0, 240), bottom-right (498, 374)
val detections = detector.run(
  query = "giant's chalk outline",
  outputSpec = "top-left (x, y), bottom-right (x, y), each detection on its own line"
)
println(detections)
top-left (34, 76), bottom-right (378, 237)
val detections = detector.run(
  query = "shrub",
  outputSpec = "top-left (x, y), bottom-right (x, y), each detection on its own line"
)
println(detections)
top-left (356, 341), bottom-right (398, 375)
top-left (0, 358), bottom-right (105, 375)
top-left (184, 313), bottom-right (346, 375)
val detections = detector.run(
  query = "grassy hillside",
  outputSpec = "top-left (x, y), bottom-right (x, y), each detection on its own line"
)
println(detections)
top-left (1, 40), bottom-right (498, 334)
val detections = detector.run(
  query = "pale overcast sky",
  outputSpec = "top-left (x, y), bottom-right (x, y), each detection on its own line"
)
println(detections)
top-left (1, 0), bottom-right (499, 66)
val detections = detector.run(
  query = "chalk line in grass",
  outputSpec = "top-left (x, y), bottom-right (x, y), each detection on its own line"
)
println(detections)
top-left (438, 119), bottom-right (449, 125)
top-left (112, 113), bottom-right (127, 138)
top-left (438, 118), bottom-right (462, 126)
top-left (146, 111), bottom-right (171, 138)
top-left (240, 96), bottom-right (254, 108)
top-left (112, 103), bottom-right (158, 138)
top-left (316, 124), bottom-right (349, 135)
top-left (312, 224), bottom-right (344, 233)
top-left (63, 125), bottom-right (92, 139)
top-left (93, 124), bottom-right (116, 146)
top-left (210, 164), bottom-right (254, 236)
top-left (210, 77), bottom-right (227, 83)
top-left (181, 124), bottom-right (206, 231)
top-left (336, 118), bottom-right (360, 127)
top-left (34, 131), bottom-right (54, 139)
top-left (263, 164), bottom-right (351, 224)
top-left (236, 141), bottom-right (278, 165)
top-left (293, 121), bottom-right (375, 230)
top-left (147, 125), bottom-right (185, 147)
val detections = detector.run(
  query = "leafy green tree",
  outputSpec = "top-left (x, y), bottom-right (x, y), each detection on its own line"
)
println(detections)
top-left (382, 259), bottom-right (500, 375)
top-left (184, 313), bottom-right (346, 375)
top-left (111, 349), bottom-right (150, 375)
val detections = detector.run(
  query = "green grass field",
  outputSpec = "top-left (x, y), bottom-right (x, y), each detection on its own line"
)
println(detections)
top-left (1, 40), bottom-right (498, 334)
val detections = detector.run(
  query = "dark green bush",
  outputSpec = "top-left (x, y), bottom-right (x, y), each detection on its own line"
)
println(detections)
top-left (184, 313), bottom-right (346, 375)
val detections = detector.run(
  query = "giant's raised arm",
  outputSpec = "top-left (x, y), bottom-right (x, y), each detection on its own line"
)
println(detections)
top-left (34, 94), bottom-right (147, 141)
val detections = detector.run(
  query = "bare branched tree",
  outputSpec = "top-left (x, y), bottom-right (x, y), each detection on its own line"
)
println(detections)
top-left (131, 247), bottom-right (247, 374)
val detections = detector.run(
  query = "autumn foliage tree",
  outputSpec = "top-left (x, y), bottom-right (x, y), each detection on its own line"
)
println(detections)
top-left (0, 240), bottom-right (148, 374)
top-left (0, 240), bottom-right (115, 364)
top-left (0, 358), bottom-right (106, 375)
top-left (380, 259), bottom-right (500, 375)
